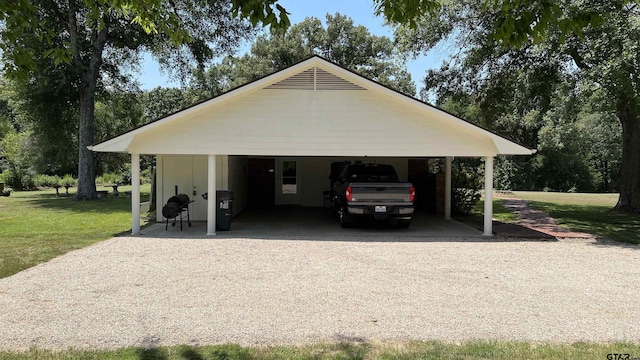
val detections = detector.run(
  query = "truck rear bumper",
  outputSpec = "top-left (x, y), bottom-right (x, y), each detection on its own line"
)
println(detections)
top-left (347, 204), bottom-right (414, 219)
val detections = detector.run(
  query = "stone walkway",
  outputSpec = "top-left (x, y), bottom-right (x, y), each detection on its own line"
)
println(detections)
top-left (494, 198), bottom-right (593, 239)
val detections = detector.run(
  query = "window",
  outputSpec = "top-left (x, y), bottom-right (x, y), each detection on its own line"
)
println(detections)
top-left (282, 160), bottom-right (297, 194)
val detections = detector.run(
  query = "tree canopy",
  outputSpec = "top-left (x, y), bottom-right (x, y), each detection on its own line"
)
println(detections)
top-left (393, 0), bottom-right (639, 211)
top-left (190, 13), bottom-right (415, 97)
top-left (0, 0), bottom-right (281, 199)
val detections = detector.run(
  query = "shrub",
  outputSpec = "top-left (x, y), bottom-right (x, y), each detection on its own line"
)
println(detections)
top-left (100, 173), bottom-right (111, 185)
top-left (121, 163), bottom-right (131, 185)
top-left (34, 174), bottom-right (63, 196)
top-left (141, 167), bottom-right (153, 185)
top-left (101, 173), bottom-right (123, 186)
top-left (4, 169), bottom-right (36, 191)
top-left (34, 174), bottom-right (61, 188)
top-left (60, 175), bottom-right (76, 196)
top-left (2, 186), bottom-right (12, 196)
top-left (34, 174), bottom-right (48, 187)
top-left (114, 174), bottom-right (124, 186)
top-left (452, 188), bottom-right (481, 215)
top-left (451, 161), bottom-right (483, 215)
top-left (120, 163), bottom-right (154, 185)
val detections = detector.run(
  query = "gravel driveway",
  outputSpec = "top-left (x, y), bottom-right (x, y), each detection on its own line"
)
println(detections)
top-left (1, 235), bottom-right (639, 350)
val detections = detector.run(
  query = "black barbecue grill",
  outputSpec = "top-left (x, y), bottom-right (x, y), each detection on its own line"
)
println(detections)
top-left (162, 193), bottom-right (193, 230)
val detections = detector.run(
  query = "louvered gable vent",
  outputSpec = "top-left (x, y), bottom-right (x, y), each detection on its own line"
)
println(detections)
top-left (264, 67), bottom-right (365, 90)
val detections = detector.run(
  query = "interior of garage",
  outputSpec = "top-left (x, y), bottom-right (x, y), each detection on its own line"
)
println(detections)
top-left (156, 154), bottom-right (451, 231)
top-left (243, 156), bottom-right (444, 214)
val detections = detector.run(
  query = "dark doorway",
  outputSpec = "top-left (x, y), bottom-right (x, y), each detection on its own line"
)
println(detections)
top-left (248, 157), bottom-right (276, 208)
top-left (408, 159), bottom-right (437, 213)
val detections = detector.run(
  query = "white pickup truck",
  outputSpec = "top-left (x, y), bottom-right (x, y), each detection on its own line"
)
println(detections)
top-left (331, 163), bottom-right (415, 228)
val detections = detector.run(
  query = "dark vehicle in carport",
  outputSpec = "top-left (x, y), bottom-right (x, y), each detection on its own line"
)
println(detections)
top-left (331, 164), bottom-right (415, 228)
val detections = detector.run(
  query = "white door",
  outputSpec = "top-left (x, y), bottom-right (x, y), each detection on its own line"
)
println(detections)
top-left (275, 158), bottom-right (300, 205)
top-left (191, 156), bottom-right (208, 220)
top-left (162, 155), bottom-right (192, 203)
top-left (162, 155), bottom-right (208, 221)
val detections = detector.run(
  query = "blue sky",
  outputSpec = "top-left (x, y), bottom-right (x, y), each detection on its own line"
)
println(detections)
top-left (137, 0), bottom-right (447, 96)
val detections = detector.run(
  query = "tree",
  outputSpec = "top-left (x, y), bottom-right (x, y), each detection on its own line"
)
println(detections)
top-left (0, 98), bottom-right (16, 140)
top-left (374, 0), bottom-right (607, 45)
top-left (561, 2), bottom-right (639, 211)
top-left (1, 0), bottom-right (289, 200)
top-left (140, 87), bottom-right (196, 121)
top-left (8, 59), bottom-right (80, 176)
top-left (578, 89), bottom-right (622, 192)
top-left (0, 131), bottom-right (37, 190)
top-left (392, 0), bottom-right (639, 212)
top-left (193, 14), bottom-right (415, 96)
top-left (94, 87), bottom-right (148, 176)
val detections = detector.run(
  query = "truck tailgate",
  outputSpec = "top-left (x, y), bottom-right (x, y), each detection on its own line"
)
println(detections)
top-left (349, 182), bottom-right (413, 204)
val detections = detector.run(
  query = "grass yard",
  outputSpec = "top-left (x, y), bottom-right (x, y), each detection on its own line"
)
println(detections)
top-left (484, 191), bottom-right (639, 244)
top-left (473, 198), bottom-right (519, 223)
top-left (1, 341), bottom-right (639, 360)
top-left (0, 185), bottom-right (151, 278)
top-left (464, 198), bottom-right (518, 229)
top-left (509, 191), bottom-right (639, 244)
top-left (509, 191), bottom-right (619, 207)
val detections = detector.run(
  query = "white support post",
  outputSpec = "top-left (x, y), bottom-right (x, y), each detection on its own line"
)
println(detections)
top-left (483, 156), bottom-right (494, 236)
top-left (444, 156), bottom-right (452, 220)
top-left (155, 155), bottom-right (163, 223)
top-left (207, 154), bottom-right (217, 236)
top-left (131, 153), bottom-right (141, 235)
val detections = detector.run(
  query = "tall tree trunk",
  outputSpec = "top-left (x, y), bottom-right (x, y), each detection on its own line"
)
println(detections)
top-left (74, 84), bottom-right (97, 200)
top-left (68, 3), bottom-right (108, 201)
top-left (614, 96), bottom-right (640, 213)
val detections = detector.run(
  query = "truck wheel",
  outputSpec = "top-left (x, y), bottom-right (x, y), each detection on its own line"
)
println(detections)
top-left (397, 220), bottom-right (411, 229)
top-left (339, 207), bottom-right (352, 228)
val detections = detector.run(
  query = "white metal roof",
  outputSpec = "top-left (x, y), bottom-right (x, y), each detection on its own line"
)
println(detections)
top-left (90, 56), bottom-right (535, 157)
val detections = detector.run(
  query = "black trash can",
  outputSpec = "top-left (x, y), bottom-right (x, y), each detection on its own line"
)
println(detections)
top-left (216, 190), bottom-right (233, 231)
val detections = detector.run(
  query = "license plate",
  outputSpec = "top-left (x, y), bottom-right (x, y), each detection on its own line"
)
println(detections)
top-left (374, 206), bottom-right (386, 213)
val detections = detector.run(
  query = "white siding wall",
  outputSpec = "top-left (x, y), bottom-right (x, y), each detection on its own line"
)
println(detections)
top-left (128, 89), bottom-right (498, 157)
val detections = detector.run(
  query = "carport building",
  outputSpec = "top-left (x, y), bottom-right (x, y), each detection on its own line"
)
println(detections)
top-left (90, 56), bottom-right (535, 236)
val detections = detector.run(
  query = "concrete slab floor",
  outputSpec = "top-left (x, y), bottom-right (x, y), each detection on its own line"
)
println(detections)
top-left (140, 207), bottom-right (483, 240)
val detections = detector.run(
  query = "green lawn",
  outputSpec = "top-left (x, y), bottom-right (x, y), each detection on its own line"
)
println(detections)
top-left (0, 185), bottom-right (150, 278)
top-left (509, 192), bottom-right (639, 244)
top-left (1, 341), bottom-right (639, 360)
top-left (480, 192), bottom-right (639, 244)
top-left (473, 198), bottom-right (519, 223)
top-left (509, 191), bottom-right (619, 207)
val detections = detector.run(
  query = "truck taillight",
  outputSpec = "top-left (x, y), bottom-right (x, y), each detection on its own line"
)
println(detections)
top-left (346, 186), bottom-right (353, 202)
top-left (409, 186), bottom-right (416, 202)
